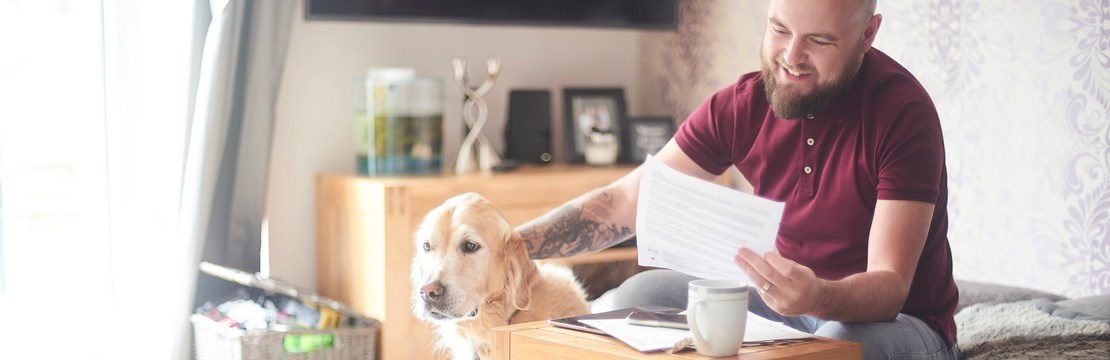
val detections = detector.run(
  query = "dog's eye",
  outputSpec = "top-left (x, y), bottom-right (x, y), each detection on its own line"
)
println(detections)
top-left (462, 240), bottom-right (481, 253)
top-left (422, 242), bottom-right (431, 252)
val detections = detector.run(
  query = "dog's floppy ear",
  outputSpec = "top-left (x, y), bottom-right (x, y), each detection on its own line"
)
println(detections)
top-left (504, 232), bottom-right (538, 310)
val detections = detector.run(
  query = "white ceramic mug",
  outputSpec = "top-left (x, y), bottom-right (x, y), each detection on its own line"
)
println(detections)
top-left (687, 279), bottom-right (748, 357)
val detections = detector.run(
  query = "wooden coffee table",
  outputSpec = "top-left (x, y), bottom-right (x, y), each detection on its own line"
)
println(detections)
top-left (491, 321), bottom-right (861, 359)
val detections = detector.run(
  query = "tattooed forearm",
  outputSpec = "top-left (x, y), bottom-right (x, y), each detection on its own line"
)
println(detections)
top-left (519, 189), bottom-right (634, 259)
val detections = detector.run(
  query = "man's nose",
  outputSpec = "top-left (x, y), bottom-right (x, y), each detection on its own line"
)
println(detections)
top-left (782, 37), bottom-right (807, 68)
top-left (420, 281), bottom-right (446, 303)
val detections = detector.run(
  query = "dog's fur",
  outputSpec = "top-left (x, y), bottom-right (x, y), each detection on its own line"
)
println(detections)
top-left (411, 192), bottom-right (589, 359)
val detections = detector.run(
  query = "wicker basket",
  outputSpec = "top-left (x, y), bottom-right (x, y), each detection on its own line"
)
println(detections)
top-left (192, 314), bottom-right (379, 360)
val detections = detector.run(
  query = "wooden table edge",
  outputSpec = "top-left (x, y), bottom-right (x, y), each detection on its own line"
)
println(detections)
top-left (492, 321), bottom-right (862, 360)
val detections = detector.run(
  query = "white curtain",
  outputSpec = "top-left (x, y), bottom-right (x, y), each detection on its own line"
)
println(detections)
top-left (178, 0), bottom-right (294, 359)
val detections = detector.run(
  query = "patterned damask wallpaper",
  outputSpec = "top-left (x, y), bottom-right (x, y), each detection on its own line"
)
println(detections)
top-left (641, 0), bottom-right (1108, 297)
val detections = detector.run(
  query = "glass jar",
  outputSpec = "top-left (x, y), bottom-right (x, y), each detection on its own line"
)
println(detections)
top-left (362, 77), bottom-right (444, 176)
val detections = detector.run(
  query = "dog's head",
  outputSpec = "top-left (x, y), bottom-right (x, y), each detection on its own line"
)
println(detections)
top-left (411, 192), bottom-right (537, 323)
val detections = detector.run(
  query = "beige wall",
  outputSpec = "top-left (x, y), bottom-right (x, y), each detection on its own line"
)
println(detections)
top-left (267, 1), bottom-right (647, 290)
top-left (639, 0), bottom-right (768, 121)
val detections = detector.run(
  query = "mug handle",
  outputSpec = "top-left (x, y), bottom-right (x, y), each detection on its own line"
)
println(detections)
top-left (688, 300), bottom-right (710, 353)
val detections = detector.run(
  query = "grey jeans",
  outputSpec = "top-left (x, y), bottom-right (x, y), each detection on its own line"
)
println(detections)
top-left (611, 269), bottom-right (959, 360)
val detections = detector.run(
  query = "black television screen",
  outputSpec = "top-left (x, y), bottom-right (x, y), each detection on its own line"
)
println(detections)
top-left (305, 0), bottom-right (678, 30)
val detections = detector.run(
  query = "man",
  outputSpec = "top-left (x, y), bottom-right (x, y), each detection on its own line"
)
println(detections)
top-left (516, 0), bottom-right (959, 358)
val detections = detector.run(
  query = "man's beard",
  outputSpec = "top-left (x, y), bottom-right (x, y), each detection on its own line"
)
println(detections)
top-left (761, 48), bottom-right (862, 120)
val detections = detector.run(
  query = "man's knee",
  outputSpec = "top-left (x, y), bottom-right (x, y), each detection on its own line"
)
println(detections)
top-left (610, 269), bottom-right (696, 309)
top-left (814, 321), bottom-right (891, 344)
top-left (815, 315), bottom-right (955, 360)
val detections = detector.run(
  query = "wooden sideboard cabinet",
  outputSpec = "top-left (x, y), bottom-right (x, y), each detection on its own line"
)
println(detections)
top-left (316, 165), bottom-right (637, 360)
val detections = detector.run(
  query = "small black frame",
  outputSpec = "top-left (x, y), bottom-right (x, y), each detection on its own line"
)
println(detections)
top-left (621, 116), bottom-right (676, 164)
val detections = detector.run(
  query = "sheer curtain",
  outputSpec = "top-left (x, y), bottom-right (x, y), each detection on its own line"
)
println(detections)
top-left (180, 0), bottom-right (293, 358)
top-left (0, 0), bottom-right (293, 359)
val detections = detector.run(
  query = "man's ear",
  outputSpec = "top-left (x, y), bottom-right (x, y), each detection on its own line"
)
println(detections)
top-left (504, 232), bottom-right (537, 310)
top-left (860, 14), bottom-right (882, 54)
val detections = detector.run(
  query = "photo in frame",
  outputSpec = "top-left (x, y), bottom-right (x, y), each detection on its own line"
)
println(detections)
top-left (563, 88), bottom-right (626, 164)
top-left (621, 116), bottom-right (676, 164)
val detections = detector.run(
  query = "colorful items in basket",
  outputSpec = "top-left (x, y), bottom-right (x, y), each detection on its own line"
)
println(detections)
top-left (283, 333), bottom-right (335, 353)
top-left (197, 290), bottom-right (368, 331)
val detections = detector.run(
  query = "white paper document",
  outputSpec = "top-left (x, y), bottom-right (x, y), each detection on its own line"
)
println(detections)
top-left (580, 319), bottom-right (688, 352)
top-left (581, 312), bottom-right (812, 353)
top-left (636, 156), bottom-right (785, 282)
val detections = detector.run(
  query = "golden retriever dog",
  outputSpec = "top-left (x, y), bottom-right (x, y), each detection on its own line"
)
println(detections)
top-left (411, 192), bottom-right (589, 359)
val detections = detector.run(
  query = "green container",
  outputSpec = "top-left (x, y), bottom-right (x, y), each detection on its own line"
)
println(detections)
top-left (358, 76), bottom-right (443, 176)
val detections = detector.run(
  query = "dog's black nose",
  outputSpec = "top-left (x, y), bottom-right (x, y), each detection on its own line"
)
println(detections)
top-left (420, 281), bottom-right (445, 302)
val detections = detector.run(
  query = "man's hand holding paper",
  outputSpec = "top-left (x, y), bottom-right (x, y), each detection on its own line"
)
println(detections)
top-left (734, 247), bottom-right (821, 317)
top-left (635, 156), bottom-right (785, 282)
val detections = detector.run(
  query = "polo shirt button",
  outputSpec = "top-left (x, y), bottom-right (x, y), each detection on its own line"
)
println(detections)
top-left (806, 138), bottom-right (815, 146)
top-left (806, 113), bottom-right (815, 119)
top-left (804, 166), bottom-right (813, 174)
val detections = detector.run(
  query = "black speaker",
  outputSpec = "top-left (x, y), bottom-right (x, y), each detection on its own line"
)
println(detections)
top-left (505, 90), bottom-right (553, 164)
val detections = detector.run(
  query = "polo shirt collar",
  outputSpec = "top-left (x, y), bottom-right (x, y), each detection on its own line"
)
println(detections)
top-left (812, 80), bottom-right (860, 124)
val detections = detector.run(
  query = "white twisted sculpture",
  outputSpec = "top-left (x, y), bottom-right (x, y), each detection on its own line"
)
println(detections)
top-left (452, 57), bottom-right (502, 173)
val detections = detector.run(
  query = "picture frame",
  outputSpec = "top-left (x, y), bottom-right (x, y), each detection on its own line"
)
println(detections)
top-left (621, 116), bottom-right (676, 164)
top-left (563, 88), bottom-right (626, 164)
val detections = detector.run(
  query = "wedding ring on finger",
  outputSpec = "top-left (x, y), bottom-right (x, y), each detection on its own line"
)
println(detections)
top-left (759, 283), bottom-right (771, 295)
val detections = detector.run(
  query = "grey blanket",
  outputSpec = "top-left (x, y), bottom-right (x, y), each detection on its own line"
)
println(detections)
top-left (956, 299), bottom-right (1110, 359)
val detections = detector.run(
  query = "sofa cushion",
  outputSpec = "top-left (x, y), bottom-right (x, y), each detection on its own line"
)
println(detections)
top-left (1056, 295), bottom-right (1110, 319)
top-left (956, 299), bottom-right (1110, 359)
top-left (956, 280), bottom-right (1066, 313)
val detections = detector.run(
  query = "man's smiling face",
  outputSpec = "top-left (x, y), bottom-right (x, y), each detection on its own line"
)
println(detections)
top-left (760, 0), bottom-right (877, 119)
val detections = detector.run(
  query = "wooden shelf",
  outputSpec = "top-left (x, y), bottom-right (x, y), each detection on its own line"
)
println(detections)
top-left (542, 247), bottom-right (637, 267)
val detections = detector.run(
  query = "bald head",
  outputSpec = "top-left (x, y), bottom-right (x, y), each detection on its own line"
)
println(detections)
top-left (769, 0), bottom-right (877, 29)
top-left (854, 0), bottom-right (877, 29)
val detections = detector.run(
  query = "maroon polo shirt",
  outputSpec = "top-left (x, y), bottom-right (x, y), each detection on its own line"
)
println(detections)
top-left (675, 48), bottom-right (958, 345)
